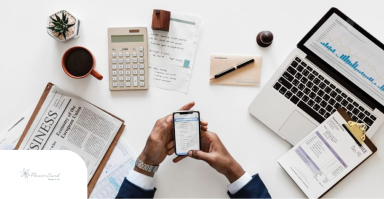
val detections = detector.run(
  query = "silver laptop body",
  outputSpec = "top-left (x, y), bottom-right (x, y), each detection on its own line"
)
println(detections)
top-left (249, 8), bottom-right (384, 145)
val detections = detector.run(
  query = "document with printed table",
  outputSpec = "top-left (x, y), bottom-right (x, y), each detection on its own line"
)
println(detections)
top-left (278, 108), bottom-right (377, 198)
top-left (15, 83), bottom-right (125, 198)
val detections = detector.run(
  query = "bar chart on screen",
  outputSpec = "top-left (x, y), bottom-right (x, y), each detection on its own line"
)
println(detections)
top-left (316, 19), bottom-right (384, 93)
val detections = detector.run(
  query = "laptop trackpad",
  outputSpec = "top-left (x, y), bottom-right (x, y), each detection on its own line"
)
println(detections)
top-left (279, 110), bottom-right (317, 145)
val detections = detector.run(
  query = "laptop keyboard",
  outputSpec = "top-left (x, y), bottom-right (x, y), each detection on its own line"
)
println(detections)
top-left (273, 57), bottom-right (377, 130)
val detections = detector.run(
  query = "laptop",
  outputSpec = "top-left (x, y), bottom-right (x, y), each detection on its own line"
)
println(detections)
top-left (248, 8), bottom-right (384, 145)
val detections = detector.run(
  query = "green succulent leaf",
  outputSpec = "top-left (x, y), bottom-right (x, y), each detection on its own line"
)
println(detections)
top-left (55, 14), bottom-right (60, 22)
top-left (50, 11), bottom-right (74, 40)
top-left (50, 16), bottom-right (57, 22)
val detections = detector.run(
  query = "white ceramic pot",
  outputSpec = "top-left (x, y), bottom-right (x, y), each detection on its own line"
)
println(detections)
top-left (47, 10), bottom-right (81, 42)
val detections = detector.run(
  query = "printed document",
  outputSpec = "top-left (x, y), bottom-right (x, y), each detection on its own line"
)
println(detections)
top-left (278, 111), bottom-right (372, 198)
top-left (89, 137), bottom-right (136, 199)
top-left (18, 85), bottom-right (123, 183)
top-left (148, 13), bottom-right (201, 93)
top-left (0, 108), bottom-right (34, 150)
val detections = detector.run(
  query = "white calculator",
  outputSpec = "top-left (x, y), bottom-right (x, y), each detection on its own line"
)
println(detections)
top-left (108, 27), bottom-right (148, 90)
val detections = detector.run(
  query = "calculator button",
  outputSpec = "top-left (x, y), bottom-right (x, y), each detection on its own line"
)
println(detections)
top-left (112, 65), bottom-right (117, 70)
top-left (139, 64), bottom-right (144, 69)
top-left (118, 53), bottom-right (123, 57)
top-left (125, 64), bottom-right (131, 69)
top-left (125, 59), bottom-right (130, 63)
top-left (125, 70), bottom-right (131, 75)
top-left (140, 76), bottom-right (145, 81)
top-left (126, 82), bottom-right (131, 87)
top-left (140, 70), bottom-right (145, 75)
top-left (139, 52), bottom-right (144, 57)
top-left (133, 70), bottom-right (138, 75)
top-left (126, 76), bottom-right (131, 81)
top-left (125, 52), bottom-right (130, 57)
top-left (133, 76), bottom-right (138, 87)
top-left (139, 58), bottom-right (144, 63)
top-left (140, 82), bottom-right (145, 87)
top-left (119, 71), bottom-right (124, 75)
top-left (119, 76), bottom-right (124, 81)
top-left (112, 82), bottom-right (118, 87)
top-left (119, 65), bottom-right (124, 69)
top-left (112, 77), bottom-right (117, 81)
top-left (112, 53), bottom-right (116, 57)
top-left (133, 52), bottom-right (137, 57)
top-left (112, 71), bottom-right (117, 76)
top-left (118, 59), bottom-right (124, 64)
top-left (133, 58), bottom-right (138, 63)
top-left (133, 64), bottom-right (138, 69)
top-left (119, 82), bottom-right (124, 87)
top-left (112, 59), bottom-right (117, 64)
top-left (133, 48), bottom-right (136, 51)
top-left (139, 47), bottom-right (144, 51)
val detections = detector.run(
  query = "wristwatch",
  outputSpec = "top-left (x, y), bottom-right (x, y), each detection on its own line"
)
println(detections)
top-left (135, 158), bottom-right (159, 173)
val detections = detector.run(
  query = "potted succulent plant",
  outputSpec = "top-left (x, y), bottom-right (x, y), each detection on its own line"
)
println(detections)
top-left (47, 10), bottom-right (81, 42)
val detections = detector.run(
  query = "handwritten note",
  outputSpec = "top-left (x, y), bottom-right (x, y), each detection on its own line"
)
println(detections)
top-left (148, 13), bottom-right (201, 93)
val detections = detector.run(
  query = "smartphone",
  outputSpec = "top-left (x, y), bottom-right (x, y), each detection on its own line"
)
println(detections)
top-left (173, 111), bottom-right (201, 155)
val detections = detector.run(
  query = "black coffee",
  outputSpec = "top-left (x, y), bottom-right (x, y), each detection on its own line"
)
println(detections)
top-left (66, 48), bottom-right (93, 77)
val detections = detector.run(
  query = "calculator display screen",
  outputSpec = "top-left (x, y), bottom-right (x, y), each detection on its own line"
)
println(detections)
top-left (111, 35), bottom-right (144, 43)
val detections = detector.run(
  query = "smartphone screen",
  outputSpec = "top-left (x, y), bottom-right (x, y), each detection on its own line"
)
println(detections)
top-left (173, 111), bottom-right (200, 155)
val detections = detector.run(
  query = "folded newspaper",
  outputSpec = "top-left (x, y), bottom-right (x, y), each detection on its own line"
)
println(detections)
top-left (17, 84), bottom-right (123, 183)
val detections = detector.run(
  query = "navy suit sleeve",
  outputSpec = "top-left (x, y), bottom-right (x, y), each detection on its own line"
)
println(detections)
top-left (115, 178), bottom-right (156, 198)
top-left (227, 174), bottom-right (271, 198)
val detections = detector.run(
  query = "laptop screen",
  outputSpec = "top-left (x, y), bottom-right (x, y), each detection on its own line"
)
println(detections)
top-left (303, 12), bottom-right (384, 106)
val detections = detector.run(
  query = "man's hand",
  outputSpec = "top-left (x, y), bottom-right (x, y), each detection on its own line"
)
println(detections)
top-left (173, 131), bottom-right (245, 183)
top-left (135, 101), bottom-right (208, 177)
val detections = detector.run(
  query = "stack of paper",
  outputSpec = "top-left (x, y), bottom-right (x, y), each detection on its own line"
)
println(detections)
top-left (0, 108), bottom-right (34, 150)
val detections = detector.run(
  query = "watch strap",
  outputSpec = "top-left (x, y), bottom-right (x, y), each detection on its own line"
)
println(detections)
top-left (135, 158), bottom-right (159, 173)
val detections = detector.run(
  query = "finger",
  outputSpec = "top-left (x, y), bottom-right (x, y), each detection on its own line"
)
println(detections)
top-left (158, 101), bottom-right (196, 125)
top-left (200, 120), bottom-right (208, 126)
top-left (178, 101), bottom-right (195, 111)
top-left (167, 140), bottom-right (174, 150)
top-left (201, 126), bottom-right (208, 131)
top-left (188, 150), bottom-right (213, 162)
top-left (167, 147), bottom-right (175, 155)
top-left (173, 155), bottom-right (188, 163)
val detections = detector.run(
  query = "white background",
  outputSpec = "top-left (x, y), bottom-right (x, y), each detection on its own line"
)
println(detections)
top-left (0, 0), bottom-right (383, 198)
top-left (0, 151), bottom-right (86, 198)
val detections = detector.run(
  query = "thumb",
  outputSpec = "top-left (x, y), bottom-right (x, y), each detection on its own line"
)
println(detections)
top-left (188, 150), bottom-right (213, 163)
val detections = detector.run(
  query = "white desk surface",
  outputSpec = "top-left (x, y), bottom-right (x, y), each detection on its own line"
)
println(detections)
top-left (1, 0), bottom-right (383, 198)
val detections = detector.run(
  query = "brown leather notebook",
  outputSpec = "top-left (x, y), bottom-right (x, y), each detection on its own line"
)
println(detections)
top-left (14, 82), bottom-right (126, 198)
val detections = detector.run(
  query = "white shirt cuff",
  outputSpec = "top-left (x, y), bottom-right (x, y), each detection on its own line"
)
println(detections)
top-left (227, 172), bottom-right (252, 194)
top-left (126, 169), bottom-right (155, 190)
